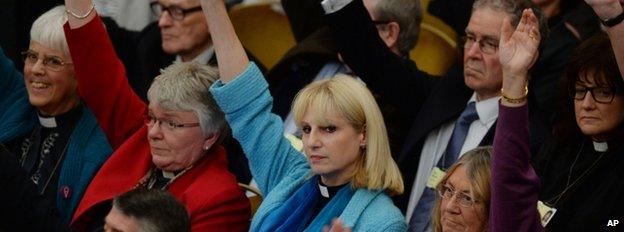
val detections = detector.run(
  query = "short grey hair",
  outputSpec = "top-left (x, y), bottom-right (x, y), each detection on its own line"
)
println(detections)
top-left (370, 0), bottom-right (422, 57)
top-left (30, 5), bottom-right (70, 57)
top-left (147, 62), bottom-right (227, 140)
top-left (472, 0), bottom-right (548, 43)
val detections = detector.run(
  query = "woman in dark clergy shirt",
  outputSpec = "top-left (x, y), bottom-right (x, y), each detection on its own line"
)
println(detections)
top-left (0, 5), bottom-right (112, 228)
top-left (523, 0), bottom-right (624, 227)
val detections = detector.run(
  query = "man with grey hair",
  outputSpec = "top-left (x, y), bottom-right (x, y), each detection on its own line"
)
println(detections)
top-left (104, 189), bottom-right (190, 232)
top-left (269, 0), bottom-right (421, 157)
top-left (323, 0), bottom-right (548, 231)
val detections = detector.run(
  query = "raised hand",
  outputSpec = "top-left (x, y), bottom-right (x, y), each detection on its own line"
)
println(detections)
top-left (499, 8), bottom-right (541, 80)
top-left (584, 0), bottom-right (623, 21)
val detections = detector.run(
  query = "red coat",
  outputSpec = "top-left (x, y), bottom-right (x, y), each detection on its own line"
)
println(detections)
top-left (64, 15), bottom-right (250, 231)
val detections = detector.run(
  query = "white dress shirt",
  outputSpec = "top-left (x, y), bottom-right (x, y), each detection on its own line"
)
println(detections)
top-left (405, 93), bottom-right (500, 222)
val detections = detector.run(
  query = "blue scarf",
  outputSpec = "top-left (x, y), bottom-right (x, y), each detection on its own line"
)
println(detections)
top-left (258, 176), bottom-right (355, 232)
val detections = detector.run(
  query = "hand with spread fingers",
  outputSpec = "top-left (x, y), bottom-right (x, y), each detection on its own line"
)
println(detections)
top-left (499, 8), bottom-right (541, 80)
top-left (498, 8), bottom-right (541, 106)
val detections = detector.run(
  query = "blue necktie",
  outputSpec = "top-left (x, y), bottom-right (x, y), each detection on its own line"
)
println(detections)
top-left (408, 102), bottom-right (479, 232)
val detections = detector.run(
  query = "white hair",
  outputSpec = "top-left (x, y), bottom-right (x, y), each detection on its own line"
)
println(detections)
top-left (30, 5), bottom-right (70, 56)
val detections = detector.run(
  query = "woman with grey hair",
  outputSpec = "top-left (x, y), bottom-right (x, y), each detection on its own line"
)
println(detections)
top-left (61, 0), bottom-right (250, 230)
top-left (0, 5), bottom-right (112, 227)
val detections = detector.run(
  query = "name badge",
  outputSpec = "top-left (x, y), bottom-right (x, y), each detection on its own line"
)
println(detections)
top-left (426, 167), bottom-right (446, 189)
top-left (537, 201), bottom-right (557, 226)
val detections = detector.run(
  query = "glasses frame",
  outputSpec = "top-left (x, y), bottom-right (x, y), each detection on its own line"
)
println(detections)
top-left (437, 184), bottom-right (479, 207)
top-left (21, 50), bottom-right (72, 72)
top-left (569, 86), bottom-right (622, 104)
top-left (150, 2), bottom-right (202, 21)
top-left (143, 113), bottom-right (200, 132)
top-left (461, 35), bottom-right (499, 55)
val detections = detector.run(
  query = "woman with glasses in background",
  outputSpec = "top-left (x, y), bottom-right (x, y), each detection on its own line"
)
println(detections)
top-left (490, 0), bottom-right (624, 230)
top-left (0, 6), bottom-right (112, 230)
top-left (60, 0), bottom-right (250, 230)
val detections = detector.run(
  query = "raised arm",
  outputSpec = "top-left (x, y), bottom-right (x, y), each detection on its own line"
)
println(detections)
top-left (490, 9), bottom-right (543, 231)
top-left (585, 0), bottom-right (624, 77)
top-left (0, 46), bottom-right (31, 133)
top-left (201, 0), bottom-right (309, 194)
top-left (199, 0), bottom-right (248, 82)
top-left (63, 0), bottom-right (146, 148)
top-left (323, 0), bottom-right (438, 120)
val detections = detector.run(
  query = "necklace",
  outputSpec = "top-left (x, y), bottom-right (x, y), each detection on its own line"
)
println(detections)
top-left (546, 139), bottom-right (607, 207)
top-left (18, 126), bottom-right (70, 195)
top-left (136, 165), bottom-right (194, 190)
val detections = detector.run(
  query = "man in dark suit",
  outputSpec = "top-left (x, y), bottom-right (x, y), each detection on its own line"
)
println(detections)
top-left (323, 0), bottom-right (548, 231)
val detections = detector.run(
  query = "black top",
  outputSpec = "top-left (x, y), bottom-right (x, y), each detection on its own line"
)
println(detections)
top-left (7, 105), bottom-right (82, 207)
top-left (0, 143), bottom-right (68, 231)
top-left (534, 136), bottom-right (624, 231)
top-left (305, 180), bottom-right (348, 227)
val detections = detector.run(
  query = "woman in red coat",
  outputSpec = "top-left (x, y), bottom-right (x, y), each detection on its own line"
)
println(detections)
top-left (61, 0), bottom-right (251, 231)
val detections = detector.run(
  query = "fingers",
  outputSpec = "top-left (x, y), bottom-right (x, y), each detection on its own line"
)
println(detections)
top-left (500, 17), bottom-right (513, 44)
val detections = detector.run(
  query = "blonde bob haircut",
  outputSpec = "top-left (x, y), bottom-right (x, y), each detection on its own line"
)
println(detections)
top-left (291, 75), bottom-right (404, 196)
top-left (431, 146), bottom-right (492, 232)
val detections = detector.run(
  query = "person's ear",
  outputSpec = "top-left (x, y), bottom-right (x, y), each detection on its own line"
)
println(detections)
top-left (359, 125), bottom-right (367, 151)
top-left (378, 22), bottom-right (401, 53)
top-left (202, 133), bottom-right (220, 151)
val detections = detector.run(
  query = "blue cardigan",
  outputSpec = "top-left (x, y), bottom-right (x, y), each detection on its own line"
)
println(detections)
top-left (0, 47), bottom-right (112, 224)
top-left (210, 63), bottom-right (407, 231)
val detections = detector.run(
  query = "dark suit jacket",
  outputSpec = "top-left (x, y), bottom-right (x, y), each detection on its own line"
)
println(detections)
top-left (326, 0), bottom-right (504, 212)
top-left (268, 27), bottom-right (339, 119)
top-left (101, 18), bottom-right (261, 185)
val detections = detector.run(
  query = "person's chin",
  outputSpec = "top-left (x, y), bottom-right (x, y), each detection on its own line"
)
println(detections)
top-left (442, 218), bottom-right (466, 232)
top-left (161, 43), bottom-right (181, 55)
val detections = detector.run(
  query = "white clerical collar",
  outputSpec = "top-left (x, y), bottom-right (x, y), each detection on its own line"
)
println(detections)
top-left (38, 115), bottom-right (58, 128)
top-left (593, 141), bottom-right (608, 152)
top-left (162, 170), bottom-right (176, 179)
top-left (174, 46), bottom-right (215, 65)
top-left (318, 183), bottom-right (330, 198)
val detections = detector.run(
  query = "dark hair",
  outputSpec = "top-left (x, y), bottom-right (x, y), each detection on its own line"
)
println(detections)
top-left (112, 189), bottom-right (190, 232)
top-left (554, 32), bottom-right (624, 138)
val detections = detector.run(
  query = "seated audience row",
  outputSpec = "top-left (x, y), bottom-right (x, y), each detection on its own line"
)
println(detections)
top-left (0, 0), bottom-right (623, 231)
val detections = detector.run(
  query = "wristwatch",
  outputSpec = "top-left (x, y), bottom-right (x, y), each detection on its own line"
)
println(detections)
top-left (602, 11), bottom-right (624, 27)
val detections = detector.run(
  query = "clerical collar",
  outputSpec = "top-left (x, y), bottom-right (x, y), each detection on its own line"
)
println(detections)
top-left (162, 170), bottom-right (176, 179)
top-left (37, 105), bottom-right (83, 129)
top-left (593, 141), bottom-right (608, 152)
top-left (318, 180), bottom-right (348, 198)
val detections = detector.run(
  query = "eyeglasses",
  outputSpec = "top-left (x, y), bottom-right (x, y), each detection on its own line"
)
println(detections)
top-left (143, 114), bottom-right (200, 132)
top-left (437, 184), bottom-right (479, 207)
top-left (461, 35), bottom-right (499, 55)
top-left (150, 2), bottom-right (202, 21)
top-left (21, 50), bottom-right (72, 72)
top-left (570, 86), bottom-right (621, 104)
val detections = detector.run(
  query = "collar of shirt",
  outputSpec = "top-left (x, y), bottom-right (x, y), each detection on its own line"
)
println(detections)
top-left (468, 92), bottom-right (500, 126)
top-left (174, 45), bottom-right (215, 65)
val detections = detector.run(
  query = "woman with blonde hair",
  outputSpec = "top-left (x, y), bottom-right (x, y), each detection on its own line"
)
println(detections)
top-left (199, 0), bottom-right (406, 230)
top-left (430, 147), bottom-right (491, 232)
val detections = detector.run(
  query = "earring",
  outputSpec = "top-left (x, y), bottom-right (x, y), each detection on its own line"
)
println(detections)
top-left (203, 146), bottom-right (210, 151)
